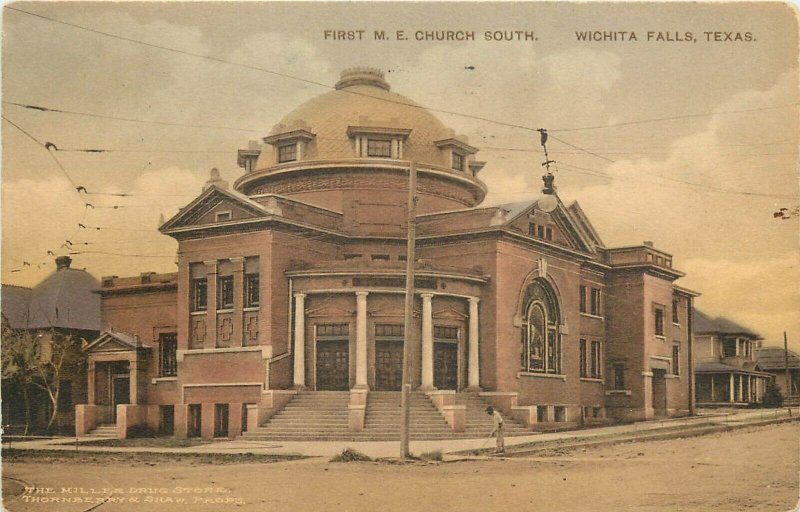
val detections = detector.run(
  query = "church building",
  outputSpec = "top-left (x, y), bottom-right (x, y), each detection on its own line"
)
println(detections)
top-left (77, 68), bottom-right (698, 440)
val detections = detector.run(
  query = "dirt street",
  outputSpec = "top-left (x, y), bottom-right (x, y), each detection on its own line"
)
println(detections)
top-left (3, 423), bottom-right (798, 512)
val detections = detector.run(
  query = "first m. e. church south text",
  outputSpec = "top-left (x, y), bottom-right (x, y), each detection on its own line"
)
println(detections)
top-left (323, 29), bottom-right (537, 42)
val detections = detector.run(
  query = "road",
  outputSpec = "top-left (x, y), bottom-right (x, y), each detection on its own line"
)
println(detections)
top-left (3, 423), bottom-right (798, 512)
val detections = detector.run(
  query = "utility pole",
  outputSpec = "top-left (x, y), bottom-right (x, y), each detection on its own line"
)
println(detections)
top-left (784, 331), bottom-right (791, 398)
top-left (401, 161), bottom-right (417, 459)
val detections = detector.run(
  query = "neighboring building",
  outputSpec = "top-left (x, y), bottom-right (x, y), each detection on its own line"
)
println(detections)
top-left (77, 68), bottom-right (698, 439)
top-left (1, 256), bottom-right (100, 431)
top-left (756, 346), bottom-right (800, 399)
top-left (693, 309), bottom-right (772, 406)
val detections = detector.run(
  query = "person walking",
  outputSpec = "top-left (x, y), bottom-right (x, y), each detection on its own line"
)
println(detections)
top-left (486, 406), bottom-right (505, 454)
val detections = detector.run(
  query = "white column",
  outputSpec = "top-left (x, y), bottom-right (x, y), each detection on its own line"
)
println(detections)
top-left (355, 292), bottom-right (369, 389)
top-left (420, 293), bottom-right (434, 390)
top-left (293, 293), bottom-right (306, 388)
top-left (729, 373), bottom-right (735, 403)
top-left (468, 297), bottom-right (481, 390)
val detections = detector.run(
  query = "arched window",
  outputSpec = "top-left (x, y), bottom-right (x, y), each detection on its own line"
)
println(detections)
top-left (520, 280), bottom-right (561, 374)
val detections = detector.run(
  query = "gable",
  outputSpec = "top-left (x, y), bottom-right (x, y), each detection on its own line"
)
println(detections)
top-left (503, 200), bottom-right (595, 254)
top-left (85, 331), bottom-right (150, 353)
top-left (160, 186), bottom-right (269, 232)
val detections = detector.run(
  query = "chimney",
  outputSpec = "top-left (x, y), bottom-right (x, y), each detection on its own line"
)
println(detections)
top-left (55, 255), bottom-right (72, 271)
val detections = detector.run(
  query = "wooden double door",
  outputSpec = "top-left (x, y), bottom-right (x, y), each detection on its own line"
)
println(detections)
top-left (316, 340), bottom-right (350, 390)
top-left (375, 340), bottom-right (404, 391)
top-left (434, 342), bottom-right (459, 390)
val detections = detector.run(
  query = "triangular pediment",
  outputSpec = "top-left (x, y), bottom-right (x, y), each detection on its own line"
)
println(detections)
top-left (159, 186), bottom-right (270, 232)
top-left (85, 331), bottom-right (150, 353)
top-left (500, 198), bottom-right (599, 254)
top-left (432, 306), bottom-right (468, 320)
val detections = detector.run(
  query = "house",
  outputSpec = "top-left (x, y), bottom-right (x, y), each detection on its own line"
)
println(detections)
top-left (693, 309), bottom-right (772, 406)
top-left (1, 256), bottom-right (100, 432)
top-left (756, 346), bottom-right (800, 400)
top-left (76, 68), bottom-right (699, 440)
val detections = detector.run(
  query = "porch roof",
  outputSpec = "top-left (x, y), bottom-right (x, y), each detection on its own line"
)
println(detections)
top-left (695, 362), bottom-right (772, 377)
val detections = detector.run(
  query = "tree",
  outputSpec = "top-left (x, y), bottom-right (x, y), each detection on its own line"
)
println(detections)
top-left (762, 381), bottom-right (784, 408)
top-left (1, 326), bottom-right (86, 432)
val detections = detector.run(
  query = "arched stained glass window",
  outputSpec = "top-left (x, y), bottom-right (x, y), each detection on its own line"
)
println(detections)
top-left (520, 279), bottom-right (561, 374)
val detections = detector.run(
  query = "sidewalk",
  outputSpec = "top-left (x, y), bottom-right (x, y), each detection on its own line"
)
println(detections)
top-left (3, 407), bottom-right (797, 459)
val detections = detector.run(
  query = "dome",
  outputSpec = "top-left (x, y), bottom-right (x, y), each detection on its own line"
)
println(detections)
top-left (254, 68), bottom-right (455, 168)
top-left (234, 68), bottom-right (487, 213)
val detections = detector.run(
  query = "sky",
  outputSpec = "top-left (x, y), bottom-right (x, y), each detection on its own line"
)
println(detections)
top-left (2, 2), bottom-right (798, 349)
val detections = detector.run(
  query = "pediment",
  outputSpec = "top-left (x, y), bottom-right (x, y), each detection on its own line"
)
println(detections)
top-left (370, 306), bottom-right (420, 318)
top-left (502, 199), bottom-right (599, 254)
top-left (159, 186), bottom-right (270, 232)
top-left (432, 306), bottom-right (467, 320)
top-left (85, 331), bottom-right (150, 353)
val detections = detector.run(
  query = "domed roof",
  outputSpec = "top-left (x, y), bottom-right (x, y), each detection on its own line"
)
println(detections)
top-left (255, 68), bottom-right (456, 169)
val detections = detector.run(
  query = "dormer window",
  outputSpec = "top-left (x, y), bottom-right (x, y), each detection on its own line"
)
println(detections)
top-left (262, 129), bottom-right (316, 165)
top-left (277, 144), bottom-right (297, 163)
top-left (435, 138), bottom-right (478, 172)
top-left (348, 126), bottom-right (411, 159)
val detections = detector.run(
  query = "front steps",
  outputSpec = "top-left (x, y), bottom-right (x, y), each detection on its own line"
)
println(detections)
top-left (85, 423), bottom-right (117, 438)
top-left (242, 390), bottom-right (530, 441)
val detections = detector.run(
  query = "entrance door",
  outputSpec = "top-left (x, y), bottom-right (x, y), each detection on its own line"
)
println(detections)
top-left (375, 340), bottom-right (404, 391)
top-left (652, 369), bottom-right (667, 417)
top-left (434, 342), bottom-right (458, 390)
top-left (316, 340), bottom-right (349, 390)
top-left (111, 376), bottom-right (130, 422)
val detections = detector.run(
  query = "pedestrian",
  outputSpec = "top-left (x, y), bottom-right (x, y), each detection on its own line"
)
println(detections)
top-left (486, 406), bottom-right (505, 454)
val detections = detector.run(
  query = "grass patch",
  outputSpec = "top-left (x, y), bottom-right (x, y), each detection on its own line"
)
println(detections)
top-left (1, 448), bottom-right (305, 465)
top-left (78, 438), bottom-right (210, 448)
top-left (330, 448), bottom-right (372, 463)
top-left (419, 449), bottom-right (443, 462)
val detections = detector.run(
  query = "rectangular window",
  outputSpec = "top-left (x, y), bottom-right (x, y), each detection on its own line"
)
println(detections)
top-left (214, 403), bottom-right (229, 438)
top-left (159, 405), bottom-right (175, 435)
top-left (245, 274), bottom-right (259, 308)
top-left (191, 278), bottom-right (207, 312)
top-left (452, 152), bottom-right (464, 171)
top-left (590, 288), bottom-right (601, 316)
top-left (375, 324), bottom-right (404, 338)
top-left (579, 339), bottom-right (587, 378)
top-left (316, 324), bottom-right (350, 338)
top-left (367, 139), bottom-right (392, 158)
top-left (723, 339), bottom-right (737, 357)
top-left (545, 227), bottom-right (553, 241)
top-left (591, 340), bottom-right (601, 378)
top-left (579, 285), bottom-right (587, 314)
top-left (672, 345), bottom-right (680, 375)
top-left (434, 326), bottom-right (459, 340)
top-left (159, 333), bottom-right (178, 377)
top-left (654, 307), bottom-right (665, 337)
top-left (218, 275), bottom-right (234, 310)
top-left (537, 225), bottom-right (545, 238)
top-left (613, 363), bottom-right (625, 390)
top-left (215, 211), bottom-right (232, 222)
top-left (672, 299), bottom-right (680, 324)
top-left (277, 143), bottom-right (297, 163)
top-left (528, 223), bottom-right (536, 236)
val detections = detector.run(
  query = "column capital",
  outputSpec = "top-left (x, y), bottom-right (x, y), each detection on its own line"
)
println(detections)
top-left (230, 256), bottom-right (245, 266)
top-left (294, 293), bottom-right (307, 300)
top-left (203, 260), bottom-right (218, 268)
top-left (468, 296), bottom-right (480, 305)
top-left (420, 292), bottom-right (434, 300)
top-left (355, 291), bottom-right (369, 298)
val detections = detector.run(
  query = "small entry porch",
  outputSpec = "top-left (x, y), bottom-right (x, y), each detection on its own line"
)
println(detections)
top-left (75, 331), bottom-right (152, 437)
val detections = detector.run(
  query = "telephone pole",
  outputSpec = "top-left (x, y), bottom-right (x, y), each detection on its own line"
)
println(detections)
top-left (401, 161), bottom-right (417, 459)
top-left (784, 331), bottom-right (791, 398)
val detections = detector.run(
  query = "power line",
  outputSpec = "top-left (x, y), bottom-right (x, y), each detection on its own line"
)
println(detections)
top-left (550, 103), bottom-right (800, 132)
top-left (6, 5), bottom-right (797, 138)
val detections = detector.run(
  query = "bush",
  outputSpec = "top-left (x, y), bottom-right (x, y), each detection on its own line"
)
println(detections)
top-left (329, 448), bottom-right (372, 463)
top-left (419, 450), bottom-right (443, 462)
top-left (126, 424), bottom-right (157, 438)
top-left (762, 382), bottom-right (784, 408)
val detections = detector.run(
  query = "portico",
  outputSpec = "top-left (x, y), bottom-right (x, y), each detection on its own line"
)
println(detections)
top-left (291, 287), bottom-right (481, 392)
